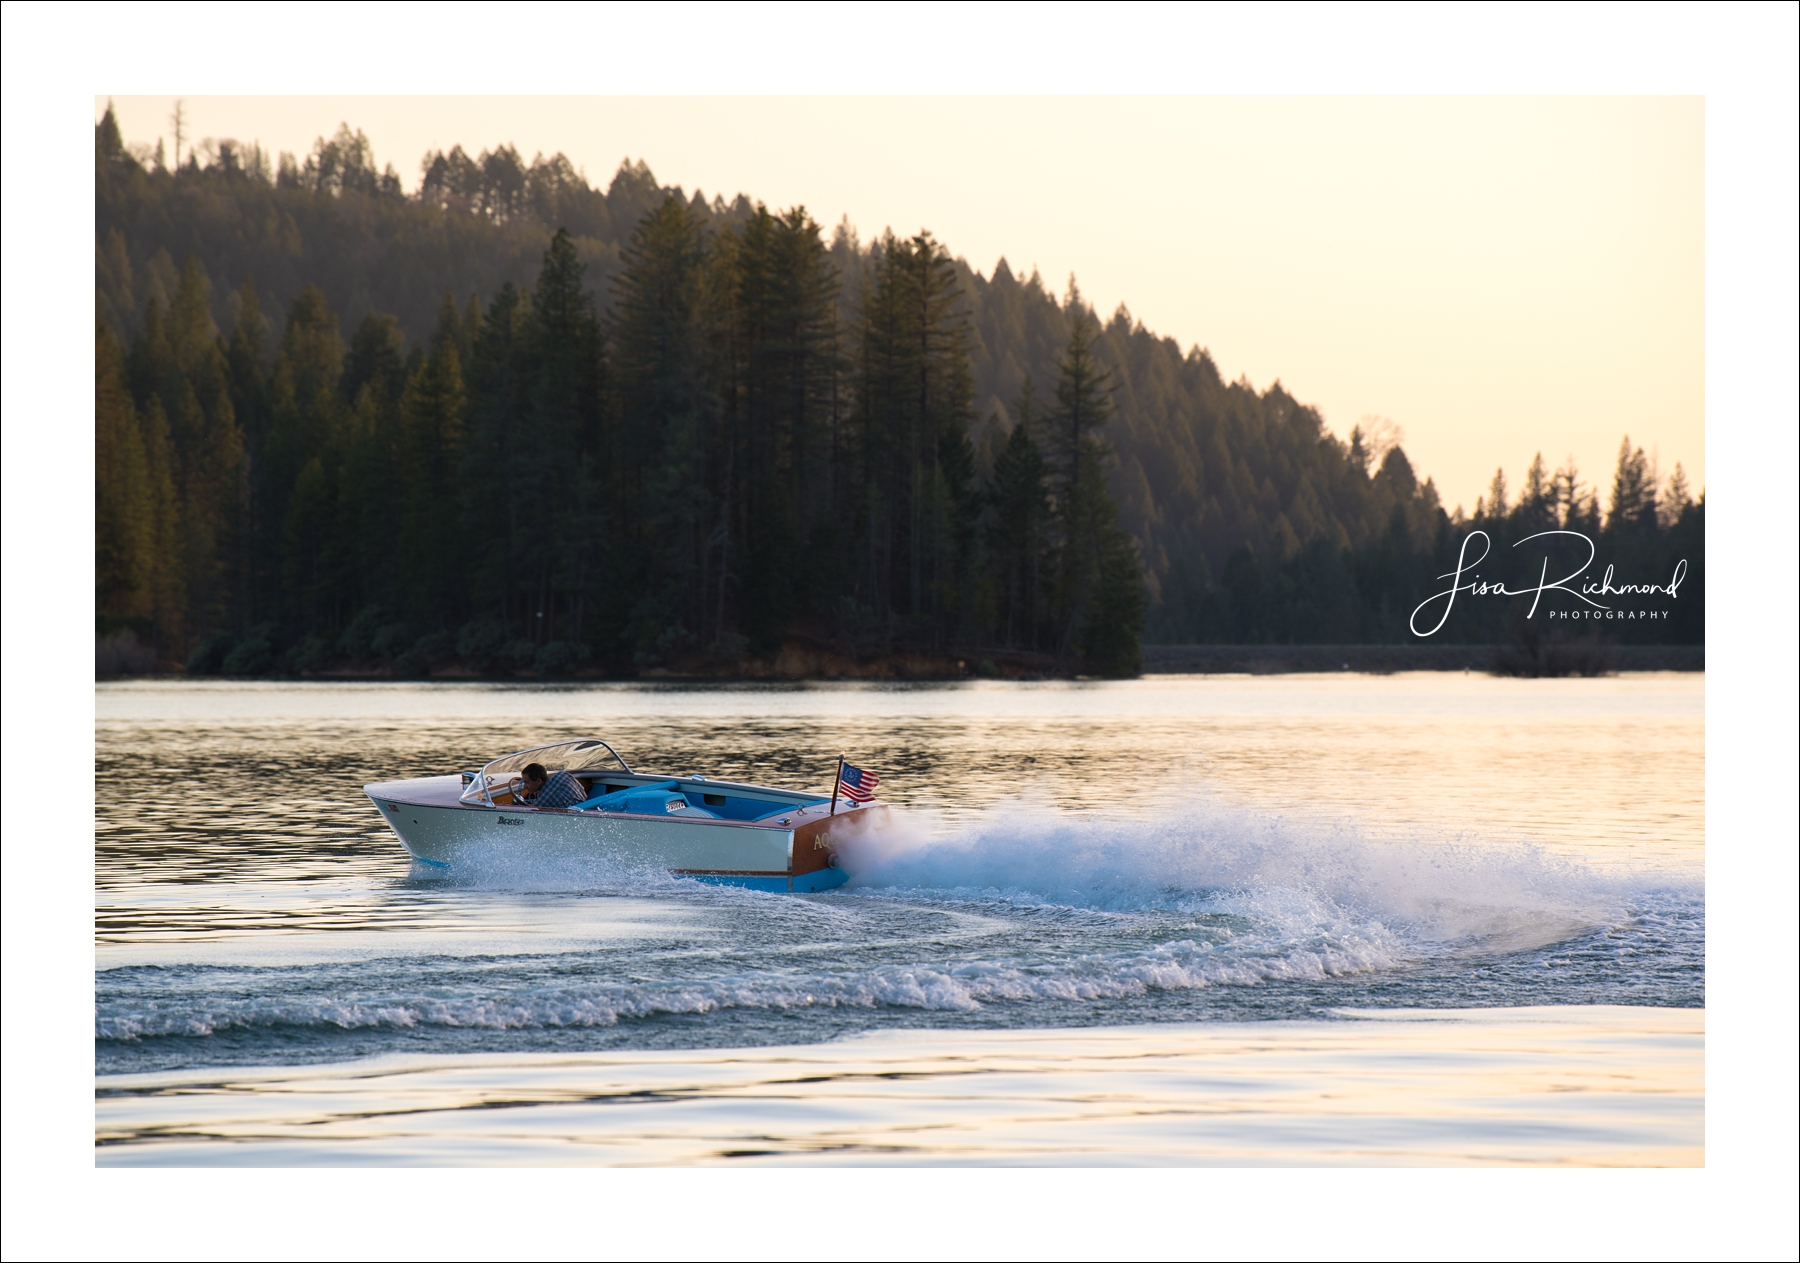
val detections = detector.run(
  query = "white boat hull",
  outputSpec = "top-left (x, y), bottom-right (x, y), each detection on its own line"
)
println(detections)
top-left (364, 775), bottom-right (863, 892)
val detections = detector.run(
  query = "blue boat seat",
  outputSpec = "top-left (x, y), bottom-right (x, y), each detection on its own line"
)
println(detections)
top-left (574, 781), bottom-right (718, 818)
top-left (574, 780), bottom-right (676, 810)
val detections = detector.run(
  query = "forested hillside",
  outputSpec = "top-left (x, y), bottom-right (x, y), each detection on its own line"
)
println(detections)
top-left (93, 107), bottom-right (1703, 677)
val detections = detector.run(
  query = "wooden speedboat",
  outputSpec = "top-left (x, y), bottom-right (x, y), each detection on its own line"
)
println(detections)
top-left (363, 738), bottom-right (874, 891)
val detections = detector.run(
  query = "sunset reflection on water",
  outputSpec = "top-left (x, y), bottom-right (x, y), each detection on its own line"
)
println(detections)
top-left (97, 1006), bottom-right (1701, 1166)
top-left (95, 675), bottom-right (1703, 1165)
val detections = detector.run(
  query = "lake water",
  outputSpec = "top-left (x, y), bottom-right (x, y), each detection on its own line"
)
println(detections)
top-left (94, 674), bottom-right (1704, 1164)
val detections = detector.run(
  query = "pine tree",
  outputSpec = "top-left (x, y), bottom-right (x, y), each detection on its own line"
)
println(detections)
top-left (270, 287), bottom-right (346, 435)
top-left (852, 230), bottom-right (972, 638)
top-left (96, 327), bottom-right (155, 625)
top-left (612, 196), bottom-right (716, 660)
top-left (461, 282), bottom-right (531, 634)
top-left (985, 380), bottom-right (1050, 649)
top-left (126, 299), bottom-right (173, 427)
top-left (1514, 452), bottom-right (1555, 533)
top-left (338, 380), bottom-right (400, 622)
top-left (1049, 289), bottom-right (1115, 657)
top-left (167, 259), bottom-right (247, 639)
top-left (720, 205), bottom-right (841, 651)
top-left (225, 283), bottom-right (271, 614)
top-left (282, 451), bottom-right (335, 630)
top-left (1607, 435), bottom-right (1657, 532)
top-left (1552, 455), bottom-right (1583, 529)
top-left (1040, 289), bottom-right (1145, 672)
top-left (261, 286), bottom-right (344, 622)
top-left (1081, 522), bottom-right (1147, 677)
top-left (397, 334), bottom-right (468, 627)
top-left (343, 312), bottom-right (408, 415)
top-left (937, 418), bottom-right (983, 642)
top-left (1661, 463), bottom-right (1694, 527)
top-left (526, 230), bottom-right (606, 647)
top-left (1347, 423), bottom-right (1371, 476)
top-left (1483, 466), bottom-right (1509, 520)
top-left (138, 394), bottom-right (186, 653)
top-left (96, 103), bottom-right (125, 162)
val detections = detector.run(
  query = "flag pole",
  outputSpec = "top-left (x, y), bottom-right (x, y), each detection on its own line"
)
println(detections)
top-left (829, 753), bottom-right (844, 816)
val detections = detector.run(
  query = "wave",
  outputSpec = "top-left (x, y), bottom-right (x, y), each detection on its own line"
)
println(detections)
top-left (97, 792), bottom-right (1702, 1045)
top-left (96, 930), bottom-right (1411, 1042)
top-left (831, 792), bottom-right (1697, 951)
top-left (390, 789), bottom-right (1697, 954)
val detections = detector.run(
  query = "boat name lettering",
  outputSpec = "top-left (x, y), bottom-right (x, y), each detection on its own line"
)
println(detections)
top-left (498, 815), bottom-right (525, 827)
top-left (813, 832), bottom-right (831, 851)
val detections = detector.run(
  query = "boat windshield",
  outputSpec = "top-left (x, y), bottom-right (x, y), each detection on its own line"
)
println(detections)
top-left (460, 738), bottom-right (635, 805)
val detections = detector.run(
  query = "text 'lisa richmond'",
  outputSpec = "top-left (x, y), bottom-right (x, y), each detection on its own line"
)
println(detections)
top-left (1410, 530), bottom-right (1687, 637)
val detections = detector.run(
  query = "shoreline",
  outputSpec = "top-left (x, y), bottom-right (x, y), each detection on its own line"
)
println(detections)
top-left (95, 641), bottom-right (1705, 683)
top-left (1139, 642), bottom-right (1705, 674)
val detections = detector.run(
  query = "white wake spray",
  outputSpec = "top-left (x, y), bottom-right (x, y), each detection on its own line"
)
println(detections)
top-left (832, 789), bottom-right (1697, 955)
top-left (101, 791), bottom-right (1700, 1043)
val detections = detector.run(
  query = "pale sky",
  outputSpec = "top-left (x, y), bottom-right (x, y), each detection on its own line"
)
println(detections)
top-left (101, 95), bottom-right (1703, 513)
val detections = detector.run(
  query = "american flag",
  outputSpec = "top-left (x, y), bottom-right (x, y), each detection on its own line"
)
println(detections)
top-left (836, 762), bottom-right (880, 802)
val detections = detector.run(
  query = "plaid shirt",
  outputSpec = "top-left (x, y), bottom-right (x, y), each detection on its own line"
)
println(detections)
top-left (522, 771), bottom-right (587, 810)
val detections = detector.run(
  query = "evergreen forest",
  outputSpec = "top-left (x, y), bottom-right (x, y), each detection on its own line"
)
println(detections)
top-left (93, 107), bottom-right (1705, 679)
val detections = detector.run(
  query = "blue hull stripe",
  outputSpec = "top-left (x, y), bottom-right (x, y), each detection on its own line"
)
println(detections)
top-left (683, 869), bottom-right (850, 893)
top-left (405, 853), bottom-right (847, 892)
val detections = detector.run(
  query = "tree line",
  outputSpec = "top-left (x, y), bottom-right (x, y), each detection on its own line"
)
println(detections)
top-left (93, 107), bottom-right (1703, 675)
top-left (1191, 438), bottom-right (1703, 649)
top-left (95, 183), bottom-right (1146, 676)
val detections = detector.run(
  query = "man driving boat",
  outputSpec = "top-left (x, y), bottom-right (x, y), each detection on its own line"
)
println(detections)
top-left (515, 762), bottom-right (587, 810)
